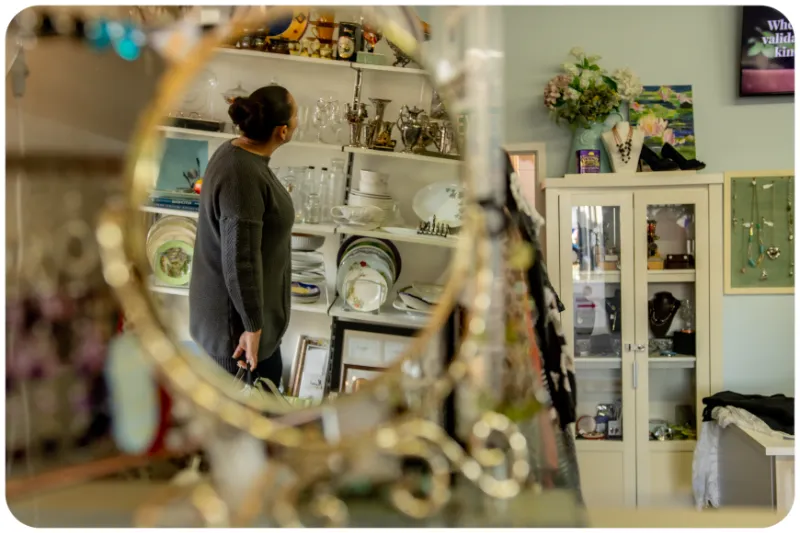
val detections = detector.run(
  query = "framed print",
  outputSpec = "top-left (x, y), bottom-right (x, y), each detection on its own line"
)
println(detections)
top-left (341, 364), bottom-right (386, 393)
top-left (724, 170), bottom-right (795, 294)
top-left (288, 336), bottom-right (330, 400)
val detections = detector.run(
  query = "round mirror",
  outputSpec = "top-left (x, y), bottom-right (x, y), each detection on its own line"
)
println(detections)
top-left (99, 6), bottom-right (475, 446)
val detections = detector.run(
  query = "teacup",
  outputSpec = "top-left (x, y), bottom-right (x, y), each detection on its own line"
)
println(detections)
top-left (331, 205), bottom-right (386, 226)
top-left (359, 169), bottom-right (389, 196)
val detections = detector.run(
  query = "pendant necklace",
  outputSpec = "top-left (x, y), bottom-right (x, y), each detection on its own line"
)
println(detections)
top-left (765, 182), bottom-right (781, 260)
top-left (732, 179), bottom-right (738, 228)
top-left (612, 124), bottom-right (634, 164)
top-left (745, 179), bottom-right (757, 269)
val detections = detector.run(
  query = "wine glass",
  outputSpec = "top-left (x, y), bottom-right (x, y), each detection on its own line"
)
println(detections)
top-left (327, 97), bottom-right (344, 144)
top-left (295, 105), bottom-right (310, 141)
top-left (312, 98), bottom-right (329, 143)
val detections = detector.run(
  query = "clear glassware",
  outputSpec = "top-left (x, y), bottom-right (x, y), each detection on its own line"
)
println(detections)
top-left (312, 98), bottom-right (329, 143)
top-left (295, 105), bottom-right (310, 141)
top-left (317, 167), bottom-right (332, 222)
top-left (327, 159), bottom-right (347, 212)
top-left (327, 97), bottom-right (344, 144)
top-left (287, 166), bottom-right (307, 222)
top-left (304, 193), bottom-right (322, 224)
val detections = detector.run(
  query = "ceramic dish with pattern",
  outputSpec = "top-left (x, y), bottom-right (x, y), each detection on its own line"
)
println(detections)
top-left (410, 283), bottom-right (444, 304)
top-left (340, 244), bottom-right (396, 283)
top-left (146, 215), bottom-right (196, 242)
top-left (291, 270), bottom-right (326, 283)
top-left (291, 233), bottom-right (325, 251)
top-left (392, 294), bottom-right (432, 316)
top-left (336, 251), bottom-right (393, 298)
top-left (412, 182), bottom-right (465, 228)
top-left (153, 240), bottom-right (193, 286)
top-left (342, 266), bottom-right (388, 312)
top-left (338, 236), bottom-right (401, 279)
top-left (397, 286), bottom-right (433, 312)
top-left (146, 228), bottom-right (196, 264)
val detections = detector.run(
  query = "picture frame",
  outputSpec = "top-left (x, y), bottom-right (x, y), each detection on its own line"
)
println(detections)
top-left (341, 363), bottom-right (386, 393)
top-left (724, 170), bottom-right (795, 295)
top-left (288, 335), bottom-right (331, 400)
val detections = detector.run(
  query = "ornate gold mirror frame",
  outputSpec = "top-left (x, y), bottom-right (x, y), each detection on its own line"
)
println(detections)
top-left (94, 6), bottom-right (545, 526)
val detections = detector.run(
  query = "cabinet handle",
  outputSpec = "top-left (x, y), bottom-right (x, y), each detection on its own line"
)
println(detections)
top-left (635, 344), bottom-right (647, 352)
top-left (625, 343), bottom-right (647, 353)
top-left (633, 361), bottom-right (639, 389)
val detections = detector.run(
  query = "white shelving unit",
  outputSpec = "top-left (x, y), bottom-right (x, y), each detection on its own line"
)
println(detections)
top-left (545, 172), bottom-right (723, 509)
top-left (343, 146), bottom-right (462, 165)
top-left (328, 296), bottom-right (430, 329)
top-left (336, 226), bottom-right (459, 248)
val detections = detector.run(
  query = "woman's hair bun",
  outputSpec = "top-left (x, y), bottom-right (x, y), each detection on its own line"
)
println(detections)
top-left (228, 85), bottom-right (292, 142)
top-left (228, 96), bottom-right (264, 133)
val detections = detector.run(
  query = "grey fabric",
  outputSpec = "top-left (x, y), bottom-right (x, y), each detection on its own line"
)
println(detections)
top-left (189, 141), bottom-right (294, 375)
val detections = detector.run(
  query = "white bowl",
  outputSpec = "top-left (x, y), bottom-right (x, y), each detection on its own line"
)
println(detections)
top-left (291, 233), bottom-right (325, 251)
top-left (359, 170), bottom-right (389, 195)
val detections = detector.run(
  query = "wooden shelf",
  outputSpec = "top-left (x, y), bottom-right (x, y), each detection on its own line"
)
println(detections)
top-left (215, 46), bottom-right (351, 68)
top-left (647, 269), bottom-right (696, 283)
top-left (648, 355), bottom-right (696, 369)
top-left (570, 269), bottom-right (696, 284)
top-left (336, 226), bottom-right (459, 248)
top-left (155, 126), bottom-right (342, 151)
top-left (139, 206), bottom-right (337, 236)
top-left (648, 440), bottom-right (696, 452)
top-left (575, 439), bottom-right (625, 452)
top-left (328, 296), bottom-right (430, 328)
top-left (148, 280), bottom-right (331, 315)
top-left (140, 205), bottom-right (199, 218)
top-left (344, 146), bottom-right (462, 165)
top-left (215, 46), bottom-right (427, 76)
top-left (574, 356), bottom-right (622, 369)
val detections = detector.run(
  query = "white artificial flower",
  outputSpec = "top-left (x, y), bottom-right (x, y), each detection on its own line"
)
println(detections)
top-left (587, 55), bottom-right (601, 63)
top-left (563, 62), bottom-right (580, 76)
top-left (566, 87), bottom-right (580, 101)
top-left (569, 46), bottom-right (584, 58)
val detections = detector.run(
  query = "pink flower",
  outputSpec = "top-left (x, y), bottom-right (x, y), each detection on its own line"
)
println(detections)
top-left (631, 102), bottom-right (642, 112)
top-left (638, 114), bottom-right (669, 137)
top-left (676, 92), bottom-right (693, 105)
top-left (662, 128), bottom-right (676, 145)
top-left (658, 86), bottom-right (672, 101)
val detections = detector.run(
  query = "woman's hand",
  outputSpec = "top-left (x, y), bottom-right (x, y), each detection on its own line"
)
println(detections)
top-left (233, 329), bottom-right (262, 372)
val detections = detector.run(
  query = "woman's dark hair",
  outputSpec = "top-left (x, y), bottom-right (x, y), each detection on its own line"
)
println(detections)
top-left (228, 85), bottom-right (293, 142)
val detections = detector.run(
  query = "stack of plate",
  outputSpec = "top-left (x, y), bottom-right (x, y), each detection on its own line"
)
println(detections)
top-left (146, 216), bottom-right (197, 287)
top-left (291, 251), bottom-right (325, 305)
top-left (336, 236), bottom-right (401, 312)
top-left (348, 170), bottom-right (396, 219)
top-left (393, 283), bottom-right (443, 315)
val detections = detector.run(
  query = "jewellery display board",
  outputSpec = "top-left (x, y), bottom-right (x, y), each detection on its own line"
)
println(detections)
top-left (724, 170), bottom-right (795, 294)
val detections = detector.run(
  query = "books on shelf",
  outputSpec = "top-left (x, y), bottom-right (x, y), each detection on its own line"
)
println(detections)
top-left (149, 190), bottom-right (200, 213)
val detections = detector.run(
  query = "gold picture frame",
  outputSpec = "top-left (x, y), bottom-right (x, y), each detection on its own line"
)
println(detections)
top-left (724, 170), bottom-right (795, 294)
top-left (288, 336), bottom-right (330, 400)
top-left (341, 364), bottom-right (386, 394)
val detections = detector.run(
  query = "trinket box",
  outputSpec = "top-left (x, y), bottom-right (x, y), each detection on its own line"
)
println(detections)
top-left (576, 149), bottom-right (601, 174)
top-left (664, 253), bottom-right (695, 269)
top-left (647, 258), bottom-right (664, 270)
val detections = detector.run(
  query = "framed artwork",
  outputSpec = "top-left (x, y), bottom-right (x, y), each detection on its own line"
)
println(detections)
top-left (341, 364), bottom-right (386, 393)
top-left (630, 85), bottom-right (696, 160)
top-left (288, 336), bottom-right (330, 400)
top-left (724, 170), bottom-right (795, 294)
top-left (329, 320), bottom-right (427, 393)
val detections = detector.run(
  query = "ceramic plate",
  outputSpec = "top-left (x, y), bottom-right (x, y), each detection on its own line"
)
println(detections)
top-left (398, 286), bottom-right (433, 312)
top-left (410, 283), bottom-right (444, 304)
top-left (337, 251), bottom-right (393, 297)
top-left (392, 294), bottom-right (432, 316)
top-left (339, 237), bottom-right (401, 278)
top-left (341, 245), bottom-right (396, 282)
top-left (412, 182), bottom-right (465, 228)
top-left (342, 266), bottom-right (388, 312)
top-left (153, 240), bottom-right (193, 286)
top-left (292, 251), bottom-right (324, 264)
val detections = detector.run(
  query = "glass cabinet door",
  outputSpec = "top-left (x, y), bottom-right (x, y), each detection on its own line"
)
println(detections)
top-left (559, 194), bottom-right (636, 451)
top-left (633, 188), bottom-right (709, 507)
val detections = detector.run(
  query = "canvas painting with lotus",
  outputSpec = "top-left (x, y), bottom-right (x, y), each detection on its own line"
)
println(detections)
top-left (630, 85), bottom-right (696, 160)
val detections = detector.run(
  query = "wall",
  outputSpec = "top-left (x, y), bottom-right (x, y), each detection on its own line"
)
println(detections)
top-left (501, 6), bottom-right (794, 395)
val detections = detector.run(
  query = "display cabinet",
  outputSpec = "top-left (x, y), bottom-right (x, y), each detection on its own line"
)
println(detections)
top-left (544, 172), bottom-right (724, 508)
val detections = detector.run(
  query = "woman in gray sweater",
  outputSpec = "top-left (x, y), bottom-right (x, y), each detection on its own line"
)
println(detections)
top-left (189, 85), bottom-right (297, 388)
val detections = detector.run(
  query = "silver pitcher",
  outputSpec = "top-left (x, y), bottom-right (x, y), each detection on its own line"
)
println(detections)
top-left (397, 105), bottom-right (427, 153)
top-left (345, 102), bottom-right (369, 147)
top-left (367, 97), bottom-right (391, 148)
top-left (427, 120), bottom-right (458, 155)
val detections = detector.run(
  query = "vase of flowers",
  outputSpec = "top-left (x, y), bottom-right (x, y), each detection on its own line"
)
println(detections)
top-left (544, 48), bottom-right (643, 174)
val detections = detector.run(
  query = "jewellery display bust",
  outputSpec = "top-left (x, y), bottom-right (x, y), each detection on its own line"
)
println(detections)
top-left (601, 121), bottom-right (645, 174)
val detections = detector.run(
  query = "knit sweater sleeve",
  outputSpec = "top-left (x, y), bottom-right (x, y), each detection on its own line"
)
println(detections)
top-left (218, 170), bottom-right (265, 332)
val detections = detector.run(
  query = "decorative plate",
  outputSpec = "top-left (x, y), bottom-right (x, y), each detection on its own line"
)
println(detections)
top-left (411, 282), bottom-right (444, 304)
top-left (342, 266), bottom-right (388, 312)
top-left (291, 281), bottom-right (321, 297)
top-left (337, 251), bottom-right (393, 297)
top-left (338, 236), bottom-right (401, 278)
top-left (153, 240), bottom-right (193, 286)
top-left (412, 182), bottom-right (465, 228)
top-left (392, 294), bottom-right (432, 316)
top-left (398, 286), bottom-right (433, 312)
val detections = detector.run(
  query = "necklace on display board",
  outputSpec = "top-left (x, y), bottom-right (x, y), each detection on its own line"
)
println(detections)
top-left (612, 123), bottom-right (634, 163)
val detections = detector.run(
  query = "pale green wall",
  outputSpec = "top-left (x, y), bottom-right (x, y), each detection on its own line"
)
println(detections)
top-left (501, 6), bottom-right (793, 395)
top-left (425, 5), bottom-right (794, 394)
